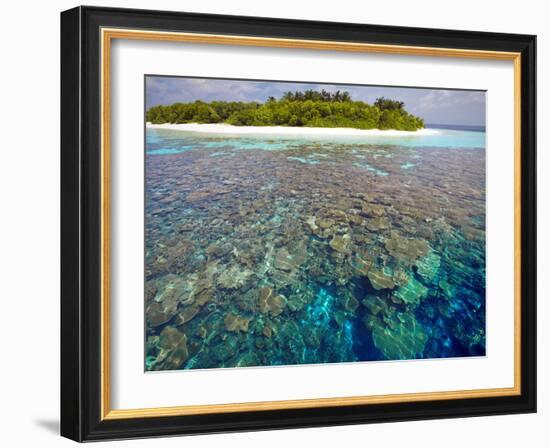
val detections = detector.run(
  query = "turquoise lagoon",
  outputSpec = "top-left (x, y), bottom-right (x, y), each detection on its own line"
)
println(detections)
top-left (146, 125), bottom-right (486, 155)
top-left (145, 126), bottom-right (486, 371)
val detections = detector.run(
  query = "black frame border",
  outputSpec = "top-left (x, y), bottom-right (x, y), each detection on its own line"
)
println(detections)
top-left (61, 5), bottom-right (536, 442)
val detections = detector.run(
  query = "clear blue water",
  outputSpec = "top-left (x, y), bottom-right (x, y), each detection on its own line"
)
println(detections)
top-left (144, 125), bottom-right (486, 371)
top-left (146, 125), bottom-right (485, 155)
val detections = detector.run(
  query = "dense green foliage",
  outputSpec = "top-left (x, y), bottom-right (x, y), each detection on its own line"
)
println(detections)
top-left (146, 90), bottom-right (424, 131)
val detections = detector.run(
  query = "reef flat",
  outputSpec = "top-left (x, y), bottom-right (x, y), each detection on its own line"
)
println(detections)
top-left (145, 129), bottom-right (486, 371)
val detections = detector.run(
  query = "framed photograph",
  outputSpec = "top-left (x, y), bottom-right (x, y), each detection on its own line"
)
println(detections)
top-left (60, 6), bottom-right (536, 441)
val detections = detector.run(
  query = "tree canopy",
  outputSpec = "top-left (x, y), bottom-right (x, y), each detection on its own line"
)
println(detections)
top-left (146, 90), bottom-right (424, 131)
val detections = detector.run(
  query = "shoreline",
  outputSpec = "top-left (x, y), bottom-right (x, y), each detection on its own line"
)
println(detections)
top-left (146, 122), bottom-right (441, 137)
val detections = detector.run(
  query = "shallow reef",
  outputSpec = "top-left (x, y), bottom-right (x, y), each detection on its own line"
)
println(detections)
top-left (144, 129), bottom-right (486, 371)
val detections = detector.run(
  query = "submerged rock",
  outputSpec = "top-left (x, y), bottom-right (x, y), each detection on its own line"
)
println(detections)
top-left (305, 216), bottom-right (318, 232)
top-left (343, 293), bottom-right (360, 313)
top-left (146, 276), bottom-right (195, 328)
top-left (350, 253), bottom-right (374, 276)
top-left (205, 242), bottom-right (233, 260)
top-left (150, 326), bottom-right (189, 370)
top-left (362, 295), bottom-right (387, 315)
top-left (392, 268), bottom-right (410, 287)
top-left (367, 267), bottom-right (396, 290)
top-left (318, 218), bottom-right (335, 230)
top-left (153, 277), bottom-right (191, 304)
top-left (365, 216), bottom-right (390, 232)
top-left (384, 231), bottom-right (429, 264)
top-left (393, 277), bottom-right (428, 305)
top-left (176, 305), bottom-right (200, 325)
top-left (274, 246), bottom-right (306, 272)
top-left (334, 310), bottom-right (347, 326)
top-left (286, 292), bottom-right (311, 312)
top-left (258, 286), bottom-right (286, 316)
top-left (224, 312), bottom-right (250, 332)
top-left (217, 264), bottom-right (253, 289)
top-left (262, 325), bottom-right (273, 338)
top-left (195, 288), bottom-right (213, 306)
top-left (371, 312), bottom-right (427, 360)
top-left (416, 250), bottom-right (441, 283)
top-left (329, 234), bottom-right (351, 253)
top-left (146, 302), bottom-right (174, 328)
top-left (210, 335), bottom-right (239, 362)
top-left (361, 203), bottom-right (386, 218)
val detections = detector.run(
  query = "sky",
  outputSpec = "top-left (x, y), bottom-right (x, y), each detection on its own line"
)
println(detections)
top-left (146, 76), bottom-right (486, 127)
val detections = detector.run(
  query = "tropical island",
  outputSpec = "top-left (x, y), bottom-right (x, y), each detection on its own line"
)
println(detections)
top-left (146, 90), bottom-right (425, 131)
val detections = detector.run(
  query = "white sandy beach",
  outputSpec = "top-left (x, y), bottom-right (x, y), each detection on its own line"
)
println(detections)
top-left (146, 122), bottom-right (441, 137)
